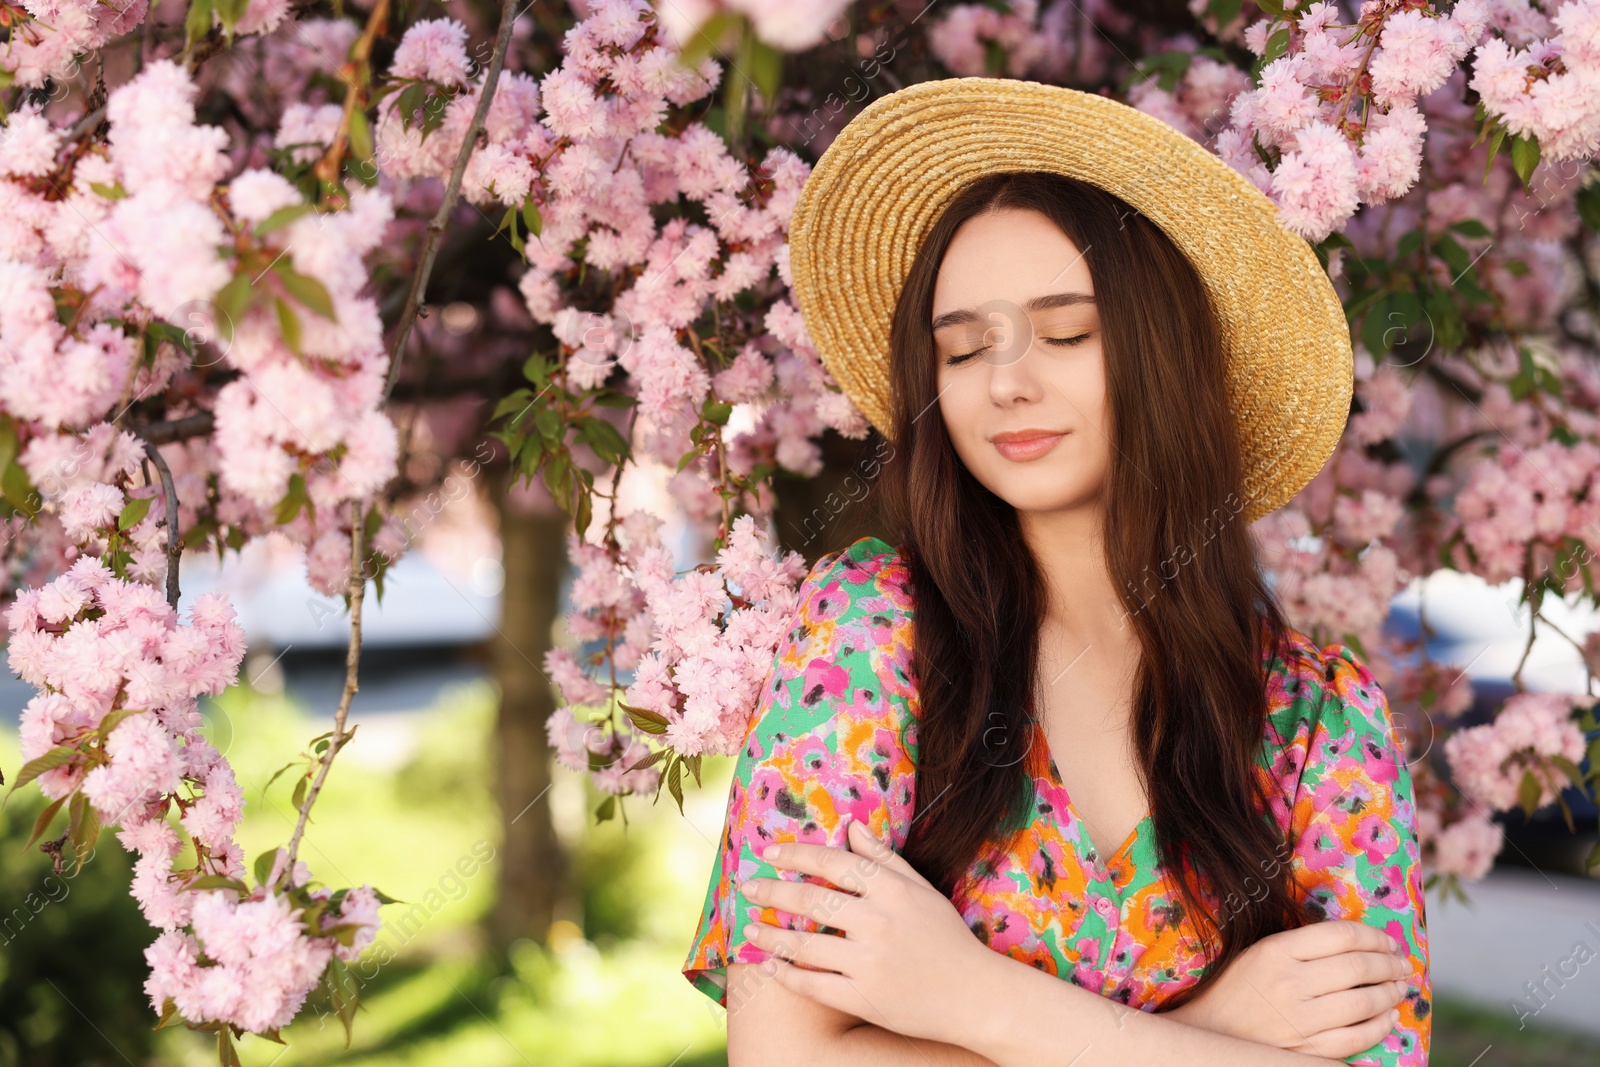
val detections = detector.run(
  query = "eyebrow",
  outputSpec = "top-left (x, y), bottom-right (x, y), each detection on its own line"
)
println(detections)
top-left (931, 291), bottom-right (1097, 332)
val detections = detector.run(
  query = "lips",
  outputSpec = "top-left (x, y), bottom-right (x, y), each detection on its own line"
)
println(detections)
top-left (991, 429), bottom-right (1067, 461)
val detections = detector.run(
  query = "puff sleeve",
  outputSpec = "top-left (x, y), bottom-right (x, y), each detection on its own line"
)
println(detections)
top-left (1264, 639), bottom-right (1432, 1067)
top-left (680, 535), bottom-right (920, 1009)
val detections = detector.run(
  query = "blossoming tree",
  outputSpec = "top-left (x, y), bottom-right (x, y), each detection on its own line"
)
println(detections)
top-left (2, 0), bottom-right (1599, 1057)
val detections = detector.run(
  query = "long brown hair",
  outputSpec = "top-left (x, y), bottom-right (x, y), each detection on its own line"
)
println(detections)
top-left (880, 171), bottom-right (1304, 1003)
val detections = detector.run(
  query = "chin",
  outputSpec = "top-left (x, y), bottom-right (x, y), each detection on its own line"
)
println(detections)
top-left (982, 472), bottom-right (1098, 515)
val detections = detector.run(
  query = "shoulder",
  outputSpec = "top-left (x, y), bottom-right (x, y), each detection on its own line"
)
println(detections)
top-left (792, 535), bottom-right (916, 624)
top-left (1261, 626), bottom-right (1404, 792)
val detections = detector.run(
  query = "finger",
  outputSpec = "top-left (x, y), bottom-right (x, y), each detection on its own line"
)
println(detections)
top-left (743, 875), bottom-right (865, 932)
top-left (845, 817), bottom-right (933, 888)
top-left (1292, 1006), bottom-right (1401, 1060)
top-left (1304, 981), bottom-right (1408, 1033)
top-left (1304, 949), bottom-right (1413, 995)
top-left (1283, 919), bottom-right (1402, 962)
top-left (762, 838), bottom-right (882, 892)
top-left (745, 919), bottom-right (854, 974)
top-left (765, 954), bottom-right (866, 1019)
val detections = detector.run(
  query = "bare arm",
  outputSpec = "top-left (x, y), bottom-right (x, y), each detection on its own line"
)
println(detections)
top-left (958, 945), bottom-right (1357, 1067)
top-left (726, 949), bottom-right (1357, 1067)
top-left (726, 962), bottom-right (1002, 1066)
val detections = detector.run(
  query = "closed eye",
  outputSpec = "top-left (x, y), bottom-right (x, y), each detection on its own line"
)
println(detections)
top-left (942, 333), bottom-right (1092, 367)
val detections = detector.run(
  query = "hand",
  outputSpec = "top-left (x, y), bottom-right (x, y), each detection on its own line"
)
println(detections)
top-left (1165, 919), bottom-right (1413, 1058)
top-left (736, 815), bottom-right (991, 1048)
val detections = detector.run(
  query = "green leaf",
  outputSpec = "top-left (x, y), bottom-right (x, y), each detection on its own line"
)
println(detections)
top-left (1577, 181), bottom-right (1600, 231)
top-left (275, 297), bottom-right (303, 356)
top-left (521, 197), bottom-right (542, 239)
top-left (397, 84), bottom-right (426, 129)
top-left (1509, 132), bottom-right (1541, 191)
top-left (702, 399), bottom-right (733, 425)
top-left (371, 886), bottom-right (403, 905)
top-left (213, 0), bottom-right (247, 31)
top-left (667, 757), bottom-right (685, 814)
top-left (274, 472), bottom-right (309, 525)
top-left (349, 107), bottom-right (374, 164)
top-left (745, 38), bottom-right (782, 107)
top-left (1339, 631), bottom-right (1368, 661)
top-left (213, 273), bottom-right (256, 343)
top-left (291, 773), bottom-right (309, 812)
top-left (154, 998), bottom-right (184, 1031)
top-left (1447, 218), bottom-right (1492, 238)
top-left (533, 407), bottom-right (562, 444)
top-left (118, 496), bottom-right (155, 531)
top-left (97, 706), bottom-right (140, 740)
top-left (271, 261), bottom-right (337, 321)
top-left (620, 701), bottom-right (670, 735)
top-left (254, 848), bottom-right (278, 886)
top-left (0, 417), bottom-right (16, 474)
top-left (67, 793), bottom-right (99, 876)
top-left (263, 762), bottom-right (296, 791)
top-left (1210, 0), bottom-right (1243, 25)
top-left (89, 180), bottom-right (127, 200)
top-left (574, 486), bottom-right (593, 538)
top-left (676, 10), bottom-right (740, 71)
top-left (6, 746), bottom-right (78, 798)
top-left (328, 957), bottom-right (359, 1046)
top-left (595, 794), bottom-right (616, 822)
top-left (491, 389), bottom-right (535, 423)
top-left (218, 1025), bottom-right (243, 1067)
top-left (1482, 124), bottom-right (1508, 184)
top-left (1518, 768), bottom-right (1542, 817)
top-left (254, 203), bottom-right (315, 237)
top-left (183, 0), bottom-right (214, 48)
top-left (21, 795), bottom-right (67, 854)
top-left (522, 353), bottom-right (555, 386)
top-left (581, 417), bottom-right (629, 465)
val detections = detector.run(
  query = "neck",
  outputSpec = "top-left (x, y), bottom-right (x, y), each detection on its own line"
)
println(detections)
top-left (1018, 503), bottom-right (1138, 654)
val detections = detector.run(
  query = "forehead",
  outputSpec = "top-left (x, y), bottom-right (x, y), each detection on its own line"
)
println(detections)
top-left (931, 208), bottom-right (1093, 318)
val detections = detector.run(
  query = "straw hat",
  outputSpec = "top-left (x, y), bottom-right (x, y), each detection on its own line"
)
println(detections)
top-left (786, 77), bottom-right (1354, 526)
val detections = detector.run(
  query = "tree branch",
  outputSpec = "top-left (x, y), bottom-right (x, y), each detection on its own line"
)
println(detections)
top-left (383, 0), bottom-right (522, 403)
top-left (280, 499), bottom-right (367, 879)
top-left (134, 434), bottom-right (184, 610)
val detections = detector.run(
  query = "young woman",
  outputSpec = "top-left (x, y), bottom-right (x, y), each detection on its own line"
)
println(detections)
top-left (681, 80), bottom-right (1429, 1067)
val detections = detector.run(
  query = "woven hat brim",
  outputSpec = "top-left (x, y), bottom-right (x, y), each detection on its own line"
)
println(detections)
top-left (788, 77), bottom-right (1353, 526)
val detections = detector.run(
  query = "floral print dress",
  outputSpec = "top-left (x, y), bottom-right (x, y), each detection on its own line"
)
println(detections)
top-left (682, 536), bottom-right (1431, 1066)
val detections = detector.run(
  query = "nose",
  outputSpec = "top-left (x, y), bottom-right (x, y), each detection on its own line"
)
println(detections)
top-left (982, 313), bottom-right (1045, 408)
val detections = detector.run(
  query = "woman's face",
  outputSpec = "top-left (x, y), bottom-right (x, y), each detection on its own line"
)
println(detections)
top-left (931, 207), bottom-right (1111, 516)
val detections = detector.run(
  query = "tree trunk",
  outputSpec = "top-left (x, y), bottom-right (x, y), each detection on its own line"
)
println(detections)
top-left (488, 468), bottom-right (570, 961)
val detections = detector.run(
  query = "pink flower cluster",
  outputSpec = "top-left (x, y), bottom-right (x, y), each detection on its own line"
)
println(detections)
top-left (1452, 438), bottom-right (1600, 586)
top-left (9, 561), bottom-right (244, 812)
top-left (8, 561), bottom-right (382, 1032)
top-left (1418, 810), bottom-right (1503, 880)
top-left (622, 513), bottom-right (806, 757)
top-left (1442, 691), bottom-right (1587, 811)
top-left (1470, 0), bottom-right (1600, 161)
top-left (1, 58), bottom-right (401, 600)
top-left (545, 510), bottom-right (805, 791)
top-left (377, 0), bottom-right (866, 502)
top-left (144, 870), bottom-right (380, 1033)
top-left (1216, 1), bottom-right (1492, 241)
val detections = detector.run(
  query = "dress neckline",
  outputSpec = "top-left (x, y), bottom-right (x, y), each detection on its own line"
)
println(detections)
top-left (1030, 717), bottom-right (1152, 870)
